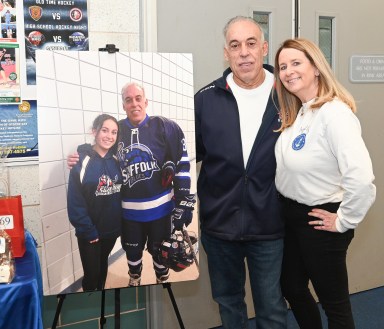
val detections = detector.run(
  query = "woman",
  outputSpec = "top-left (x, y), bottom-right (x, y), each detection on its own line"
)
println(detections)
top-left (67, 114), bottom-right (122, 291)
top-left (274, 38), bottom-right (376, 329)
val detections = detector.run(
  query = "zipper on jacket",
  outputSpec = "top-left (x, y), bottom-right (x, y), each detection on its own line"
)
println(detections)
top-left (240, 173), bottom-right (249, 239)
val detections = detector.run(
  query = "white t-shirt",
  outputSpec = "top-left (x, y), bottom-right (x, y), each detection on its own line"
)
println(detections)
top-left (227, 69), bottom-right (274, 167)
top-left (275, 98), bottom-right (376, 232)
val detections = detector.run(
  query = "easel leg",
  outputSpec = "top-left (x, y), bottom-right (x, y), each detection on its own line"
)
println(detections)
top-left (100, 289), bottom-right (106, 328)
top-left (115, 288), bottom-right (121, 329)
top-left (52, 294), bottom-right (66, 329)
top-left (163, 283), bottom-right (185, 329)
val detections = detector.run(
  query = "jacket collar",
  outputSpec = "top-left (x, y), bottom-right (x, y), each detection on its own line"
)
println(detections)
top-left (217, 64), bottom-right (275, 91)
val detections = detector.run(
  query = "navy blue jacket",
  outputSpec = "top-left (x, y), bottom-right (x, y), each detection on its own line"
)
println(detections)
top-left (67, 145), bottom-right (123, 241)
top-left (194, 65), bottom-right (284, 241)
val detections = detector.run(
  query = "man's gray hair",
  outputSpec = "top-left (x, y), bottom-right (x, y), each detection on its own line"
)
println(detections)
top-left (223, 16), bottom-right (265, 45)
top-left (121, 82), bottom-right (145, 101)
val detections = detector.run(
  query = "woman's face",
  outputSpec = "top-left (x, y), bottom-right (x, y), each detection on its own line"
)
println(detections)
top-left (278, 47), bottom-right (319, 103)
top-left (93, 119), bottom-right (118, 155)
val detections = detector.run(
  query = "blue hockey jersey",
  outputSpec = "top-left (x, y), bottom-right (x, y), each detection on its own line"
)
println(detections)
top-left (116, 115), bottom-right (191, 222)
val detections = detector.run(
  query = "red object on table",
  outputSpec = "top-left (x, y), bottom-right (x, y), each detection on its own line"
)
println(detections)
top-left (0, 195), bottom-right (26, 257)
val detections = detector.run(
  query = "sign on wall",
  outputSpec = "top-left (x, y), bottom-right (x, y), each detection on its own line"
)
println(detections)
top-left (0, 0), bottom-right (17, 43)
top-left (350, 55), bottom-right (384, 83)
top-left (0, 100), bottom-right (38, 162)
top-left (0, 43), bottom-right (21, 104)
top-left (24, 0), bottom-right (89, 85)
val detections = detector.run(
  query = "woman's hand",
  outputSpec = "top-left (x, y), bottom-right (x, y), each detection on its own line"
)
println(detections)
top-left (308, 208), bottom-right (339, 232)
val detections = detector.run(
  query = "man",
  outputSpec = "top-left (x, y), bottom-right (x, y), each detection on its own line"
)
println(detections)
top-left (194, 16), bottom-right (287, 328)
top-left (69, 82), bottom-right (195, 286)
top-left (117, 82), bottom-right (194, 286)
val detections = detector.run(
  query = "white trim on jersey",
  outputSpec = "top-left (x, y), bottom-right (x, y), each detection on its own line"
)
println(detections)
top-left (175, 172), bottom-right (191, 178)
top-left (122, 190), bottom-right (174, 210)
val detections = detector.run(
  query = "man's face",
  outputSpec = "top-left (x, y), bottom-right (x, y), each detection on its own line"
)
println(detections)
top-left (122, 85), bottom-right (148, 126)
top-left (224, 20), bottom-right (268, 89)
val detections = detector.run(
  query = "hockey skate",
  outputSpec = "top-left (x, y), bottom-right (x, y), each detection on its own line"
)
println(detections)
top-left (128, 271), bottom-right (141, 287)
top-left (155, 270), bottom-right (170, 284)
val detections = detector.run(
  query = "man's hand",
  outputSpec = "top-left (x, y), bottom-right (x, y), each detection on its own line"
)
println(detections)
top-left (67, 152), bottom-right (80, 169)
top-left (172, 194), bottom-right (196, 230)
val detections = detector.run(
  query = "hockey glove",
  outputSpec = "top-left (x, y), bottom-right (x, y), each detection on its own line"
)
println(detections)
top-left (172, 194), bottom-right (196, 231)
top-left (161, 161), bottom-right (176, 188)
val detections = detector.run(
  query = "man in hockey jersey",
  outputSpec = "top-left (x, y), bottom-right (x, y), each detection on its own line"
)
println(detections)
top-left (68, 82), bottom-right (194, 286)
top-left (118, 82), bottom-right (194, 286)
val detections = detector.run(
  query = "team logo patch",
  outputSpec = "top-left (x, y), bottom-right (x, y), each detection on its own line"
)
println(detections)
top-left (70, 8), bottom-right (83, 22)
top-left (69, 32), bottom-right (86, 46)
top-left (29, 6), bottom-right (42, 21)
top-left (28, 31), bottom-right (46, 46)
top-left (19, 101), bottom-right (31, 113)
top-left (117, 142), bottom-right (160, 188)
top-left (292, 133), bottom-right (306, 151)
top-left (95, 174), bottom-right (121, 196)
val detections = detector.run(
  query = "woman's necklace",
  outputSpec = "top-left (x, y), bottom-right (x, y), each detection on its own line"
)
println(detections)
top-left (292, 104), bottom-right (316, 151)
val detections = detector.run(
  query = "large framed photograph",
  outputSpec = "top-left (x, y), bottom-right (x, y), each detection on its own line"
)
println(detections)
top-left (36, 50), bottom-right (198, 295)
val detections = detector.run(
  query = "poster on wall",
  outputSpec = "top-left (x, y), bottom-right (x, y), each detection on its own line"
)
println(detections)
top-left (0, 43), bottom-right (20, 104)
top-left (24, 0), bottom-right (89, 85)
top-left (0, 100), bottom-right (38, 162)
top-left (0, 0), bottom-right (16, 43)
top-left (37, 50), bottom-right (198, 295)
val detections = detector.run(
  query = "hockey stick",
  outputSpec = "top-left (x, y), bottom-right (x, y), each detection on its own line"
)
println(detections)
top-left (182, 226), bottom-right (199, 269)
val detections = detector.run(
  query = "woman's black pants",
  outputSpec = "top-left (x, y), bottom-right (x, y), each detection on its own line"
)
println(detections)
top-left (280, 197), bottom-right (355, 329)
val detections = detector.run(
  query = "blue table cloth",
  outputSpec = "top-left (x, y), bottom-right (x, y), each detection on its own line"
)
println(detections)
top-left (0, 230), bottom-right (43, 329)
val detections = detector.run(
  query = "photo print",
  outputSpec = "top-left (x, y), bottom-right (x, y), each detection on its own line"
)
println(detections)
top-left (36, 50), bottom-right (198, 295)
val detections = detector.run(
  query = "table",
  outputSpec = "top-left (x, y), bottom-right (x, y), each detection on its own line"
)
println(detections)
top-left (0, 230), bottom-right (43, 329)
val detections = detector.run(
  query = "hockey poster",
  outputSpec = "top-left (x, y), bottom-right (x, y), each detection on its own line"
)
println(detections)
top-left (24, 0), bottom-right (89, 85)
top-left (0, 100), bottom-right (38, 161)
top-left (0, 43), bottom-right (21, 104)
top-left (36, 50), bottom-right (199, 295)
top-left (0, 0), bottom-right (16, 42)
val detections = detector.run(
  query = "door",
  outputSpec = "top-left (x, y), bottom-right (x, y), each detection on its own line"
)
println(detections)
top-left (156, 1), bottom-right (384, 328)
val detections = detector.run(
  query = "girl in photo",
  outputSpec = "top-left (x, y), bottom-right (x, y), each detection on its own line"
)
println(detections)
top-left (67, 114), bottom-right (123, 291)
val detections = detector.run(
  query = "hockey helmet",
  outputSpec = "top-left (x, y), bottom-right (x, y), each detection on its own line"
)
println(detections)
top-left (158, 231), bottom-right (198, 272)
